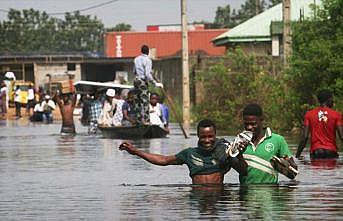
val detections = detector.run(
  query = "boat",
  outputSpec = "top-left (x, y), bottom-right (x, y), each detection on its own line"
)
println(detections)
top-left (98, 125), bottom-right (169, 139)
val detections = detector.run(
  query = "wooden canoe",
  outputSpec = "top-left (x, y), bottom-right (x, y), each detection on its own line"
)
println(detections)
top-left (98, 125), bottom-right (169, 139)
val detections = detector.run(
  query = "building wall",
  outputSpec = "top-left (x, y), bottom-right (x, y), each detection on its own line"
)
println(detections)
top-left (34, 63), bottom-right (81, 88)
top-left (104, 29), bottom-right (228, 58)
top-left (227, 41), bottom-right (272, 56)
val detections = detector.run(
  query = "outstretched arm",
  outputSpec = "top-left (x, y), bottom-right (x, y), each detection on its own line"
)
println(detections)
top-left (296, 125), bottom-right (309, 159)
top-left (119, 141), bottom-right (181, 166)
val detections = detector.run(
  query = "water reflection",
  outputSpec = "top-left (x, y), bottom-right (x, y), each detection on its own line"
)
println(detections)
top-left (239, 185), bottom-right (296, 220)
top-left (309, 158), bottom-right (338, 170)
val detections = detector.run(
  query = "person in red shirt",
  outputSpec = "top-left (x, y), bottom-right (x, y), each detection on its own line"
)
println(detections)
top-left (296, 89), bottom-right (343, 159)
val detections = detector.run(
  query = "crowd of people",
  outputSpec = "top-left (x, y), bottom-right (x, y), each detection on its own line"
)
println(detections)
top-left (81, 87), bottom-right (169, 134)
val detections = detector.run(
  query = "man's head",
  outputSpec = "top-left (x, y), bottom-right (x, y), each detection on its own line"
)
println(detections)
top-left (197, 119), bottom-right (216, 151)
top-left (141, 45), bottom-right (149, 55)
top-left (62, 93), bottom-right (70, 103)
top-left (317, 89), bottom-right (333, 107)
top-left (242, 103), bottom-right (264, 138)
top-left (150, 93), bottom-right (159, 106)
top-left (126, 89), bottom-right (135, 103)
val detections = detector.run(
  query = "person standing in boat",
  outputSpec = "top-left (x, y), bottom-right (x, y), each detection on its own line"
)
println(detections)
top-left (296, 89), bottom-right (343, 159)
top-left (119, 119), bottom-right (248, 185)
top-left (98, 88), bottom-right (116, 127)
top-left (54, 92), bottom-right (77, 134)
top-left (133, 45), bottom-right (163, 125)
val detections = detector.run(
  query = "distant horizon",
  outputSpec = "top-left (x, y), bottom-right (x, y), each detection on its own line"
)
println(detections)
top-left (0, 0), bottom-right (245, 31)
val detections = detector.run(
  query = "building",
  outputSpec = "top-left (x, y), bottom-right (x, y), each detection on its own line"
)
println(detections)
top-left (212, 0), bottom-right (320, 56)
top-left (104, 29), bottom-right (228, 58)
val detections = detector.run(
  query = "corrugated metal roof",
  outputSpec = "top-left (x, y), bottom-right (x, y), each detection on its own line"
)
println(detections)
top-left (104, 29), bottom-right (228, 58)
top-left (213, 0), bottom-right (321, 45)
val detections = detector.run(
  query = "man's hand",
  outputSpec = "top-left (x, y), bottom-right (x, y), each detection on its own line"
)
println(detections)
top-left (155, 82), bottom-right (163, 88)
top-left (237, 140), bottom-right (249, 155)
top-left (119, 141), bottom-right (138, 155)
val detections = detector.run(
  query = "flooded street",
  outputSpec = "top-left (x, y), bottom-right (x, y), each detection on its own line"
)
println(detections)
top-left (0, 118), bottom-right (342, 220)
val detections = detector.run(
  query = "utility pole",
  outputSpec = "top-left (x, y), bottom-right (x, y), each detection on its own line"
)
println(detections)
top-left (181, 0), bottom-right (190, 137)
top-left (283, 0), bottom-right (291, 66)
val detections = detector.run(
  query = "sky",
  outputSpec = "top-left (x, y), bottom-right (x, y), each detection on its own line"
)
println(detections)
top-left (0, 0), bottom-right (246, 31)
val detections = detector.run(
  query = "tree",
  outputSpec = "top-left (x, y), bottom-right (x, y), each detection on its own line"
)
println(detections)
top-left (0, 9), bottom-right (105, 54)
top-left (285, 0), bottom-right (343, 125)
top-left (237, 0), bottom-right (268, 23)
top-left (214, 5), bottom-right (238, 28)
top-left (106, 23), bottom-right (132, 32)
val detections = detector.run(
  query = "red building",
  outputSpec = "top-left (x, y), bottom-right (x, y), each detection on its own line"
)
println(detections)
top-left (104, 29), bottom-right (228, 58)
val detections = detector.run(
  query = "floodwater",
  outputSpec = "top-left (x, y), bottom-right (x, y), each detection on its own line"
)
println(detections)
top-left (0, 118), bottom-right (342, 220)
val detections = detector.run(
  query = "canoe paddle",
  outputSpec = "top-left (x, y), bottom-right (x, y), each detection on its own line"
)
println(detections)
top-left (159, 86), bottom-right (189, 139)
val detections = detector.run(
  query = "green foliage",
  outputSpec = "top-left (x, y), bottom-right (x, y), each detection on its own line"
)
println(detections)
top-left (0, 9), bottom-right (105, 54)
top-left (106, 23), bottom-right (132, 32)
top-left (214, 5), bottom-right (239, 28)
top-left (285, 0), bottom-right (343, 125)
top-left (211, 0), bottom-right (281, 29)
top-left (195, 49), bottom-right (288, 132)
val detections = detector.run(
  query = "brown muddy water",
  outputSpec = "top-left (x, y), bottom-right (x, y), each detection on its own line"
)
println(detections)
top-left (0, 118), bottom-right (342, 220)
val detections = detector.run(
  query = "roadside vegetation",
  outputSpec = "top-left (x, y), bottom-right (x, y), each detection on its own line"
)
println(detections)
top-left (194, 0), bottom-right (343, 132)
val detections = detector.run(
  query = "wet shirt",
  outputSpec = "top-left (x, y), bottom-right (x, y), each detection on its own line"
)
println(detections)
top-left (175, 147), bottom-right (226, 177)
top-left (304, 107), bottom-right (342, 153)
top-left (239, 127), bottom-right (292, 184)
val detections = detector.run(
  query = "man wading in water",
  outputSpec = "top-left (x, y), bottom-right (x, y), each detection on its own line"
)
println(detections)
top-left (119, 119), bottom-right (248, 184)
top-left (55, 93), bottom-right (77, 134)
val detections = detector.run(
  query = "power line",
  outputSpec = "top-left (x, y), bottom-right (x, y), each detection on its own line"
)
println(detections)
top-left (49, 0), bottom-right (120, 15)
top-left (0, 0), bottom-right (120, 15)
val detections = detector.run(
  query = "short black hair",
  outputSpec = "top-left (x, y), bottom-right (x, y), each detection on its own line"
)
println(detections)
top-left (317, 89), bottom-right (332, 104)
top-left (197, 119), bottom-right (216, 135)
top-left (243, 103), bottom-right (263, 117)
top-left (150, 92), bottom-right (159, 98)
top-left (141, 45), bottom-right (149, 55)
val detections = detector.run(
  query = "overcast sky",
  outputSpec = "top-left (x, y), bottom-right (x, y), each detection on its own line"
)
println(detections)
top-left (0, 0), bottom-right (246, 31)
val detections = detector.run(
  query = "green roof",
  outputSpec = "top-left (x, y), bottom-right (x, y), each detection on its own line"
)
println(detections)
top-left (213, 0), bottom-right (320, 46)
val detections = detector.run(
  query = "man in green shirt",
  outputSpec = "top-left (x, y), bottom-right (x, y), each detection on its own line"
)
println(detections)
top-left (239, 104), bottom-right (297, 184)
top-left (119, 119), bottom-right (248, 185)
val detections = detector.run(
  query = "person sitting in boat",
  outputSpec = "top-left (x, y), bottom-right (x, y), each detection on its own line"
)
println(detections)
top-left (159, 95), bottom-right (170, 129)
top-left (121, 90), bottom-right (137, 127)
top-left (98, 88), bottom-right (117, 127)
top-left (112, 89), bottom-right (129, 126)
top-left (88, 93), bottom-right (102, 134)
top-left (149, 93), bottom-right (164, 127)
top-left (119, 119), bottom-right (249, 185)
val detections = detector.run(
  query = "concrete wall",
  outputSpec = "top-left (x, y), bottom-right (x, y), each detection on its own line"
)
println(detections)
top-left (34, 63), bottom-right (81, 88)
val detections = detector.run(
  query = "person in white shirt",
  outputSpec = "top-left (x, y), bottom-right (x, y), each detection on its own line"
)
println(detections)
top-left (41, 95), bottom-right (56, 123)
top-left (98, 88), bottom-right (117, 127)
top-left (30, 97), bottom-right (44, 122)
top-left (133, 45), bottom-right (163, 125)
top-left (149, 93), bottom-right (164, 127)
top-left (26, 85), bottom-right (35, 115)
